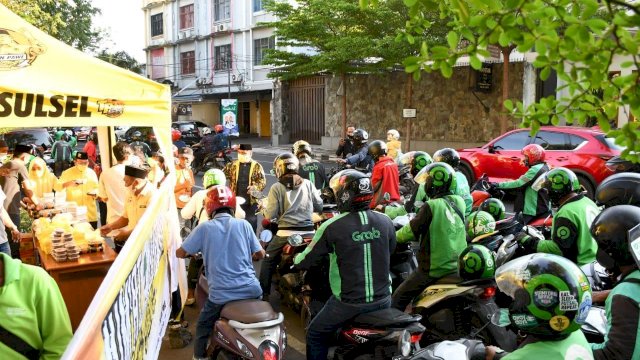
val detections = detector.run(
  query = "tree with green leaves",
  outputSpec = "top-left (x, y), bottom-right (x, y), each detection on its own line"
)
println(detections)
top-left (263, 0), bottom-right (448, 135)
top-left (1, 0), bottom-right (102, 51)
top-left (96, 50), bottom-right (143, 74)
top-left (363, 0), bottom-right (640, 161)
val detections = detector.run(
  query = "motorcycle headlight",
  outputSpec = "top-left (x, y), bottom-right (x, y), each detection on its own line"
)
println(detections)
top-left (397, 330), bottom-right (411, 357)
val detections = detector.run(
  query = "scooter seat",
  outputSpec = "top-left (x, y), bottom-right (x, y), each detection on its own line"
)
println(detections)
top-left (434, 274), bottom-right (462, 285)
top-left (351, 308), bottom-right (421, 328)
top-left (221, 299), bottom-right (279, 324)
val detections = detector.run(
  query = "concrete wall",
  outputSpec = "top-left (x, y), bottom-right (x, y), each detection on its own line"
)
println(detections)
top-left (319, 63), bottom-right (525, 154)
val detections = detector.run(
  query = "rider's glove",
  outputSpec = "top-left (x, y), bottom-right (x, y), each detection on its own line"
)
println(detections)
top-left (515, 232), bottom-right (537, 250)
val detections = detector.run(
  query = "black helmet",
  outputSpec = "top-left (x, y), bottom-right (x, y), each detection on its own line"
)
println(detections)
top-left (533, 167), bottom-right (580, 206)
top-left (329, 169), bottom-right (373, 212)
top-left (414, 162), bottom-right (457, 198)
top-left (273, 153), bottom-right (299, 179)
top-left (433, 148), bottom-right (460, 169)
top-left (352, 129), bottom-right (369, 147)
top-left (292, 140), bottom-right (312, 157)
top-left (590, 205), bottom-right (640, 271)
top-left (479, 198), bottom-right (506, 220)
top-left (367, 140), bottom-right (387, 161)
top-left (595, 172), bottom-right (640, 208)
top-left (495, 253), bottom-right (592, 338)
top-left (132, 131), bottom-right (142, 141)
top-left (399, 151), bottom-right (433, 177)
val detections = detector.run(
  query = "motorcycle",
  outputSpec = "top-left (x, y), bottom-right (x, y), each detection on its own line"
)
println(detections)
top-left (398, 165), bottom-right (415, 197)
top-left (409, 338), bottom-right (486, 360)
top-left (605, 155), bottom-right (640, 174)
top-left (195, 277), bottom-right (287, 359)
top-left (192, 146), bottom-right (234, 175)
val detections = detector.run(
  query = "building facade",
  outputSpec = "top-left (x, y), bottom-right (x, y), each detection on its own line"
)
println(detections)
top-left (142, 0), bottom-right (278, 137)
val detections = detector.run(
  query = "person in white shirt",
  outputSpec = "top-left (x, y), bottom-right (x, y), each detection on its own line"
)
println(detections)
top-left (98, 142), bottom-right (131, 224)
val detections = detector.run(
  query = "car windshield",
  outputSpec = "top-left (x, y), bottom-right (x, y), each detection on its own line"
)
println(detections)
top-left (4, 130), bottom-right (52, 148)
top-left (178, 124), bottom-right (195, 132)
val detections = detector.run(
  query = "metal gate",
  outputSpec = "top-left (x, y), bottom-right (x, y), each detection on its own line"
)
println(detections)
top-left (288, 76), bottom-right (325, 144)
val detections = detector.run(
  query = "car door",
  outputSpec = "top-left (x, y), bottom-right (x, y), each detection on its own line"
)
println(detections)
top-left (530, 130), bottom-right (572, 168)
top-left (475, 130), bottom-right (531, 181)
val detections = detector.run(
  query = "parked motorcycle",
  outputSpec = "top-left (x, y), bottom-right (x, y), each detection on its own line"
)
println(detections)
top-left (192, 147), bottom-right (234, 175)
top-left (605, 155), bottom-right (640, 174)
top-left (195, 277), bottom-right (287, 359)
top-left (409, 338), bottom-right (486, 360)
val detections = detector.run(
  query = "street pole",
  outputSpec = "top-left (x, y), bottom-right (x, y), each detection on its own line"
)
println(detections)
top-left (405, 74), bottom-right (413, 152)
top-left (227, 57), bottom-right (231, 99)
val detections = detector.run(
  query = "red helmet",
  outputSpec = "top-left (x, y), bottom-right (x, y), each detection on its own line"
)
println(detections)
top-left (214, 124), bottom-right (224, 133)
top-left (171, 129), bottom-right (181, 142)
top-left (205, 185), bottom-right (236, 216)
top-left (522, 144), bottom-right (545, 167)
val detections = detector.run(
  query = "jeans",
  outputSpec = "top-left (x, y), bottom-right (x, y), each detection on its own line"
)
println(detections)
top-left (0, 242), bottom-right (10, 256)
top-left (391, 268), bottom-right (442, 310)
top-left (194, 299), bottom-right (225, 358)
top-left (306, 295), bottom-right (391, 360)
top-left (258, 235), bottom-right (289, 297)
top-left (241, 203), bottom-right (258, 233)
top-left (7, 213), bottom-right (20, 259)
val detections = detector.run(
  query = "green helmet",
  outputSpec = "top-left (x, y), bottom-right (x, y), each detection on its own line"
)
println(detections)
top-left (399, 151), bottom-right (433, 177)
top-left (203, 168), bottom-right (226, 189)
top-left (458, 244), bottom-right (496, 282)
top-left (466, 211), bottom-right (497, 239)
top-left (414, 162), bottom-right (457, 198)
top-left (496, 253), bottom-right (592, 338)
top-left (479, 198), bottom-right (506, 220)
top-left (533, 167), bottom-right (580, 206)
top-left (55, 130), bottom-right (66, 141)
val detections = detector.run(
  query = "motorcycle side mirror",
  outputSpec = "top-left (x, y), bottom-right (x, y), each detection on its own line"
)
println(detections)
top-left (260, 229), bottom-right (273, 243)
top-left (287, 234), bottom-right (304, 247)
top-left (488, 144), bottom-right (496, 154)
top-left (490, 309), bottom-right (512, 327)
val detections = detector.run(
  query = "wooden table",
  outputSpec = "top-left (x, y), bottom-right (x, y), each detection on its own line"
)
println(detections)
top-left (37, 245), bottom-right (117, 330)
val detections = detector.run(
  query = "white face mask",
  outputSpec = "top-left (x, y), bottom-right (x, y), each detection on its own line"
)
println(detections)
top-left (77, 164), bottom-right (88, 172)
top-left (238, 153), bottom-right (252, 163)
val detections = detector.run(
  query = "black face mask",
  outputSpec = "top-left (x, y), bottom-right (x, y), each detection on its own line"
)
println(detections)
top-left (347, 134), bottom-right (354, 140)
top-left (596, 248), bottom-right (618, 273)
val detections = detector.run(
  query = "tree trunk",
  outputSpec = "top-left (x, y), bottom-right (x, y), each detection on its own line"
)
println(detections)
top-left (500, 46), bottom-right (515, 134)
top-left (341, 73), bottom-right (347, 137)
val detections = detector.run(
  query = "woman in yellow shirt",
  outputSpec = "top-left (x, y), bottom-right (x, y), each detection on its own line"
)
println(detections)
top-left (27, 157), bottom-right (58, 200)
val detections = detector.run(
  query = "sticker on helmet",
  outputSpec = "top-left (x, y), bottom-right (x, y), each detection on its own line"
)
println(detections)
top-left (533, 288), bottom-right (558, 307)
top-left (559, 291), bottom-right (579, 311)
top-left (512, 314), bottom-right (538, 327)
top-left (575, 292), bottom-right (592, 324)
top-left (341, 192), bottom-right (350, 202)
top-left (358, 178), bottom-right (371, 191)
top-left (549, 315), bottom-right (570, 331)
top-left (579, 281), bottom-right (590, 292)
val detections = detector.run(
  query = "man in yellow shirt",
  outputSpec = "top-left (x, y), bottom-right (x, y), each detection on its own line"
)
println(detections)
top-left (100, 165), bottom-right (156, 252)
top-left (54, 152), bottom-right (99, 228)
top-left (386, 129), bottom-right (402, 160)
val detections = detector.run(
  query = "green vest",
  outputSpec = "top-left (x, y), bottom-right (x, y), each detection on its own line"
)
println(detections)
top-left (385, 183), bottom-right (428, 219)
top-left (591, 270), bottom-right (640, 358)
top-left (504, 331), bottom-right (593, 359)
top-left (454, 171), bottom-right (473, 216)
top-left (422, 195), bottom-right (466, 277)
top-left (554, 196), bottom-right (599, 266)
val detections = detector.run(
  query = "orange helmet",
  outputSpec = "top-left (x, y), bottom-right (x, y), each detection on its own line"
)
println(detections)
top-left (205, 185), bottom-right (236, 216)
top-left (171, 129), bottom-right (181, 142)
top-left (214, 124), bottom-right (224, 133)
top-left (522, 144), bottom-right (545, 167)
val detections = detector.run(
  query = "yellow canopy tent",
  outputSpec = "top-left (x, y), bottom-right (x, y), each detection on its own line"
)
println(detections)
top-left (1, 5), bottom-right (186, 359)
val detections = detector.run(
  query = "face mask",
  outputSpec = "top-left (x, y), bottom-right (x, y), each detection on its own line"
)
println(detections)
top-left (238, 153), bottom-right (251, 163)
top-left (77, 164), bottom-right (88, 172)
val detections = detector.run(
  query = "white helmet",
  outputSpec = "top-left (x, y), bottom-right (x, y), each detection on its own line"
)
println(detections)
top-left (387, 129), bottom-right (400, 140)
top-left (201, 127), bottom-right (212, 135)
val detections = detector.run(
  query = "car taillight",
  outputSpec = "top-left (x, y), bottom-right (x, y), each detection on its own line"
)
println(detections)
top-left (480, 286), bottom-right (496, 299)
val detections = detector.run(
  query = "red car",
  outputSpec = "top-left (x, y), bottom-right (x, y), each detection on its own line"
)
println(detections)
top-left (458, 126), bottom-right (623, 198)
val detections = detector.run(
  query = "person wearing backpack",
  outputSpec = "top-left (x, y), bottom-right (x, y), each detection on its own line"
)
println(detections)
top-left (51, 134), bottom-right (73, 177)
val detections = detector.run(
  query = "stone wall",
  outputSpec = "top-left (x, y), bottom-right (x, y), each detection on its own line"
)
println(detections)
top-left (321, 63), bottom-right (525, 153)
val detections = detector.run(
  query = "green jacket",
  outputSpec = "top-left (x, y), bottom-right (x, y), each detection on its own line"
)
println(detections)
top-left (396, 194), bottom-right (466, 278)
top-left (385, 183), bottom-right (428, 219)
top-left (503, 331), bottom-right (593, 359)
top-left (497, 163), bottom-right (550, 217)
top-left (533, 195), bottom-right (599, 266)
top-left (591, 270), bottom-right (640, 360)
top-left (0, 253), bottom-right (72, 359)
